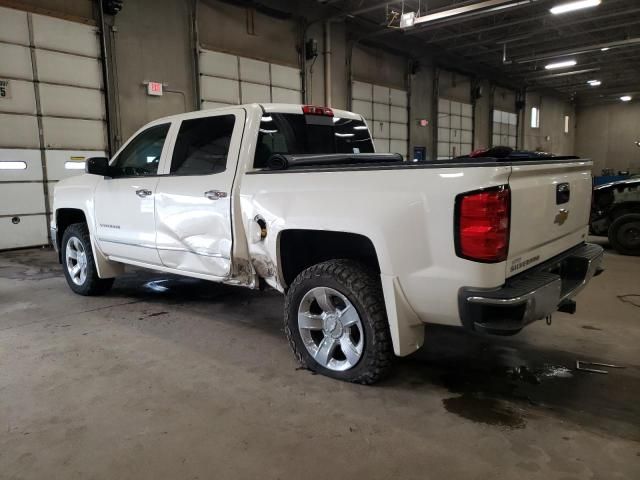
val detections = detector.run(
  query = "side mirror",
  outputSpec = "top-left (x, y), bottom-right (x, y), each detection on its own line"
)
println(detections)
top-left (85, 157), bottom-right (110, 176)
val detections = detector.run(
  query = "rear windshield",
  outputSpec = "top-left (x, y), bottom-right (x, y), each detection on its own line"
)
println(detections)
top-left (254, 113), bottom-right (374, 167)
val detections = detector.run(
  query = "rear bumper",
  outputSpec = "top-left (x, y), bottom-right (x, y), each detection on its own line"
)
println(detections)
top-left (458, 243), bottom-right (604, 334)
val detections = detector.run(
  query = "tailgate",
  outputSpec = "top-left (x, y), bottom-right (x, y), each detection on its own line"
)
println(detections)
top-left (506, 160), bottom-right (592, 278)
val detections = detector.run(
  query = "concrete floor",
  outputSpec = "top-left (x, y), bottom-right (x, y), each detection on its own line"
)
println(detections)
top-left (0, 241), bottom-right (638, 480)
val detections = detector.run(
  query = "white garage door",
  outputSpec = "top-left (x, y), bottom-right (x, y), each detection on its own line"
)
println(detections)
top-left (351, 81), bottom-right (408, 159)
top-left (0, 6), bottom-right (107, 250)
top-left (492, 109), bottom-right (518, 148)
top-left (437, 98), bottom-right (473, 160)
top-left (199, 49), bottom-right (302, 110)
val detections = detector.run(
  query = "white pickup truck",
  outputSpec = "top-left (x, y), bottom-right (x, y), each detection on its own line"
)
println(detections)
top-left (51, 103), bottom-right (604, 384)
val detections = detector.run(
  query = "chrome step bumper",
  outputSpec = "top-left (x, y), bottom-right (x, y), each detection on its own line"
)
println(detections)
top-left (458, 243), bottom-right (604, 334)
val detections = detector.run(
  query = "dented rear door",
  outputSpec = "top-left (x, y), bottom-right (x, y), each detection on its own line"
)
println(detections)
top-left (154, 109), bottom-right (245, 277)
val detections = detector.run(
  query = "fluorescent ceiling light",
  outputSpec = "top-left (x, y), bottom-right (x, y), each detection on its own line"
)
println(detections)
top-left (0, 161), bottom-right (27, 170)
top-left (601, 47), bottom-right (610, 51)
top-left (587, 80), bottom-right (601, 86)
top-left (335, 132), bottom-right (354, 137)
top-left (353, 125), bottom-right (368, 130)
top-left (550, 0), bottom-right (601, 15)
top-left (260, 116), bottom-right (273, 122)
top-left (620, 95), bottom-right (632, 102)
top-left (65, 161), bottom-right (86, 170)
top-left (545, 59), bottom-right (577, 69)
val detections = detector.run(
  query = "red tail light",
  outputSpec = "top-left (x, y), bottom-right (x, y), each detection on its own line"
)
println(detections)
top-left (455, 185), bottom-right (510, 263)
top-left (302, 105), bottom-right (334, 117)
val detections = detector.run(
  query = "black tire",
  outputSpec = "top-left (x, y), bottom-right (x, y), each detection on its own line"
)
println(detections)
top-left (284, 259), bottom-right (393, 384)
top-left (61, 223), bottom-right (114, 295)
top-left (608, 213), bottom-right (640, 256)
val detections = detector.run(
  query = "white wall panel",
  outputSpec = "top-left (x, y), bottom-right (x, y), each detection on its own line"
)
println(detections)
top-left (39, 84), bottom-right (105, 120)
top-left (0, 80), bottom-right (37, 115)
top-left (0, 149), bottom-right (42, 181)
top-left (239, 57), bottom-right (269, 84)
top-left (0, 183), bottom-right (46, 215)
top-left (0, 113), bottom-right (39, 148)
top-left (270, 64), bottom-right (300, 90)
top-left (200, 76), bottom-right (239, 104)
top-left (0, 43), bottom-right (33, 80)
top-left (42, 117), bottom-right (106, 150)
top-left (0, 215), bottom-right (48, 249)
top-left (271, 87), bottom-right (301, 104)
top-left (31, 14), bottom-right (100, 57)
top-left (35, 50), bottom-right (102, 89)
top-left (241, 81), bottom-right (270, 103)
top-left (0, 7), bottom-right (29, 45)
top-left (45, 150), bottom-right (106, 181)
top-left (199, 50), bottom-right (238, 79)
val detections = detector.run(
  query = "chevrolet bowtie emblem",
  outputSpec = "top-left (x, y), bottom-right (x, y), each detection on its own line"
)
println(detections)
top-left (554, 209), bottom-right (569, 225)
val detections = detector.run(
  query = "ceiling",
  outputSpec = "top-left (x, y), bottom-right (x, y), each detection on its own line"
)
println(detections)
top-left (319, 0), bottom-right (640, 105)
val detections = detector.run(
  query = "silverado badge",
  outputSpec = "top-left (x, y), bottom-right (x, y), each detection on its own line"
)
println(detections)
top-left (554, 209), bottom-right (569, 226)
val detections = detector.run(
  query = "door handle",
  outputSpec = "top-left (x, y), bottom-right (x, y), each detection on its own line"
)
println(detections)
top-left (204, 190), bottom-right (228, 200)
top-left (136, 189), bottom-right (152, 198)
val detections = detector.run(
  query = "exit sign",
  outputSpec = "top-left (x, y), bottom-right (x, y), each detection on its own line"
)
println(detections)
top-left (147, 81), bottom-right (163, 96)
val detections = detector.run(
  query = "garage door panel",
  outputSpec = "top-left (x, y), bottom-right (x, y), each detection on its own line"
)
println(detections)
top-left (462, 103), bottom-right (472, 117)
top-left (0, 7), bottom-right (29, 45)
top-left (270, 64), bottom-right (300, 90)
top-left (35, 50), bottom-right (102, 89)
top-left (461, 130), bottom-right (473, 144)
top-left (39, 84), bottom-right (105, 120)
top-left (0, 214), bottom-right (48, 249)
top-left (0, 149), bottom-right (42, 181)
top-left (0, 113), bottom-right (39, 148)
top-left (241, 81), bottom-right (270, 103)
top-left (390, 88), bottom-right (407, 107)
top-left (0, 43), bottom-right (33, 80)
top-left (351, 100), bottom-right (372, 119)
top-left (199, 50), bottom-right (238, 79)
top-left (390, 139), bottom-right (407, 157)
top-left (272, 87), bottom-right (301, 104)
top-left (390, 123), bottom-right (408, 140)
top-left (42, 117), bottom-right (106, 150)
top-left (374, 138), bottom-right (389, 153)
top-left (373, 85), bottom-right (389, 103)
top-left (438, 98), bottom-right (450, 113)
top-left (32, 14), bottom-right (99, 58)
top-left (45, 149), bottom-right (105, 181)
top-left (371, 121), bottom-right (389, 139)
top-left (200, 76), bottom-right (239, 104)
top-left (352, 81), bottom-right (372, 101)
top-left (201, 100), bottom-right (235, 110)
top-left (0, 80), bottom-right (37, 115)
top-left (461, 116), bottom-right (472, 131)
top-left (373, 102), bottom-right (389, 121)
top-left (239, 57), bottom-right (269, 84)
top-left (390, 106), bottom-right (407, 123)
top-left (0, 183), bottom-right (45, 215)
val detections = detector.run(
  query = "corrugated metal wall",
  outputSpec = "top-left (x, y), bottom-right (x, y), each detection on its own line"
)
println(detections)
top-left (0, 5), bottom-right (106, 249)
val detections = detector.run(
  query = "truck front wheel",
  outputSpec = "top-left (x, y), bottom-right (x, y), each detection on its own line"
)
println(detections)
top-left (61, 223), bottom-right (114, 296)
top-left (284, 259), bottom-right (393, 384)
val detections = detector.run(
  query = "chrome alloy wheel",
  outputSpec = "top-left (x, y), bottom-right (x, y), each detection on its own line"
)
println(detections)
top-left (65, 236), bottom-right (88, 286)
top-left (298, 287), bottom-right (364, 371)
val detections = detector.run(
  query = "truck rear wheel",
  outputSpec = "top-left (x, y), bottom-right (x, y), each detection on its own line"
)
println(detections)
top-left (284, 259), bottom-right (393, 384)
top-left (608, 213), bottom-right (640, 255)
top-left (62, 223), bottom-right (114, 296)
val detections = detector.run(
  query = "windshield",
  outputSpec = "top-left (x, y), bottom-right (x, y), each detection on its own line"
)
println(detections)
top-left (254, 113), bottom-right (374, 168)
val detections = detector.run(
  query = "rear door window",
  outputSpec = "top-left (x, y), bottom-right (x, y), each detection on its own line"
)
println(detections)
top-left (254, 113), bottom-right (374, 168)
top-left (170, 115), bottom-right (236, 175)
